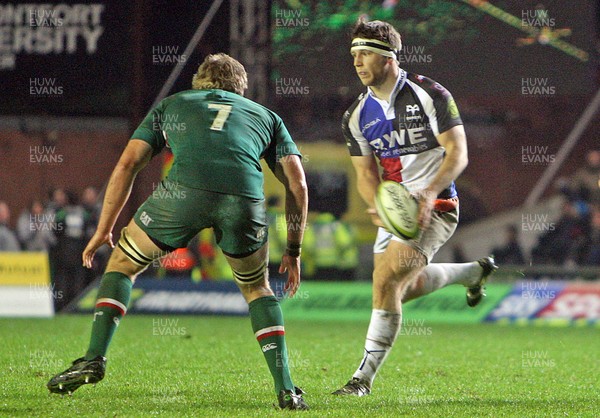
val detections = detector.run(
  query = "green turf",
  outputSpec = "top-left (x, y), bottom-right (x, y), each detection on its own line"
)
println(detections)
top-left (0, 315), bottom-right (598, 417)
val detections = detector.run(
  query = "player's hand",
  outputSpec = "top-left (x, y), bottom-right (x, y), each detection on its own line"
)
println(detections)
top-left (82, 230), bottom-right (114, 269)
top-left (415, 189), bottom-right (435, 230)
top-left (366, 208), bottom-right (385, 228)
top-left (279, 254), bottom-right (301, 297)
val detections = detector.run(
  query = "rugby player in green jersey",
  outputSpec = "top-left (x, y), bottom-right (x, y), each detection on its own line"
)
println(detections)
top-left (47, 54), bottom-right (309, 410)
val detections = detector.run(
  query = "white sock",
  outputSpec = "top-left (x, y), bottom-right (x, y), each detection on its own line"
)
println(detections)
top-left (353, 309), bottom-right (401, 386)
top-left (422, 262), bottom-right (482, 290)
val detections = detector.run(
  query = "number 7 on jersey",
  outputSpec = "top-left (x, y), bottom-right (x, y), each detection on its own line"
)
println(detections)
top-left (208, 104), bottom-right (232, 131)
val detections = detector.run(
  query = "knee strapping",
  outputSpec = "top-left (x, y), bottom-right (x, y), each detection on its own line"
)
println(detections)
top-left (232, 261), bottom-right (267, 285)
top-left (117, 227), bottom-right (159, 267)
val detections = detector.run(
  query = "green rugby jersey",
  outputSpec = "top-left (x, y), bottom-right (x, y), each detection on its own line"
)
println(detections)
top-left (131, 89), bottom-right (300, 199)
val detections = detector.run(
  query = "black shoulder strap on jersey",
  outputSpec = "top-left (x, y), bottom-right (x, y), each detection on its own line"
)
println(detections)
top-left (342, 93), bottom-right (364, 156)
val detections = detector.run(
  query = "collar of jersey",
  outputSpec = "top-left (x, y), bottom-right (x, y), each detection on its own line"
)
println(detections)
top-left (366, 68), bottom-right (407, 104)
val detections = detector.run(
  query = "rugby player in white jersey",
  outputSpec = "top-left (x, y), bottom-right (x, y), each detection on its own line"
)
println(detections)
top-left (333, 18), bottom-right (497, 396)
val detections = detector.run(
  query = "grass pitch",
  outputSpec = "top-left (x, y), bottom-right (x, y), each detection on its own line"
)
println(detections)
top-left (1, 315), bottom-right (598, 417)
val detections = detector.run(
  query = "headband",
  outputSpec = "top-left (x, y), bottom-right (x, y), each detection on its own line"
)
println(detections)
top-left (351, 38), bottom-right (398, 59)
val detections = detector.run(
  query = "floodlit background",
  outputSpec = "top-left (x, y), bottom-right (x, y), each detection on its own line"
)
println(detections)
top-left (0, 1), bottom-right (599, 416)
top-left (0, 0), bottom-right (598, 326)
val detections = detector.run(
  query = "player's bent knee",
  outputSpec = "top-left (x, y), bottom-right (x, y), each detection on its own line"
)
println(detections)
top-left (374, 263), bottom-right (401, 283)
top-left (117, 227), bottom-right (161, 269)
top-left (232, 260), bottom-right (267, 286)
top-left (373, 275), bottom-right (399, 294)
top-left (377, 259), bottom-right (423, 282)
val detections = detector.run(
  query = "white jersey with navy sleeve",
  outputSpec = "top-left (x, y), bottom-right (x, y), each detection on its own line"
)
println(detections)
top-left (342, 69), bottom-right (463, 199)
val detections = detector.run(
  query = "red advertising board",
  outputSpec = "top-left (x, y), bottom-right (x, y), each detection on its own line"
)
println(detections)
top-left (537, 284), bottom-right (600, 320)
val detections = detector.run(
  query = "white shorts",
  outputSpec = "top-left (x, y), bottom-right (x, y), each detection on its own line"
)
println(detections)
top-left (373, 207), bottom-right (458, 263)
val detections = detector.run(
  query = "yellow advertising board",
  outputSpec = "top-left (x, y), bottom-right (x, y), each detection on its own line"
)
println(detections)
top-left (0, 252), bottom-right (51, 285)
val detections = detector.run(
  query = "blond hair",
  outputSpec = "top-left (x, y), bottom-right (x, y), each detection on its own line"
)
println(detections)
top-left (192, 53), bottom-right (248, 95)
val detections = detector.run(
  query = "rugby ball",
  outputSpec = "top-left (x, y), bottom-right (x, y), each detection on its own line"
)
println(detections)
top-left (374, 181), bottom-right (420, 239)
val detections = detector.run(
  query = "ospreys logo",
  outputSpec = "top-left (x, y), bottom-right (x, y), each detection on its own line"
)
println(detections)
top-left (405, 104), bottom-right (422, 122)
top-left (406, 104), bottom-right (419, 115)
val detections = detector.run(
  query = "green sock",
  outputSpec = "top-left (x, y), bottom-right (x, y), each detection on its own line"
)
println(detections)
top-left (84, 272), bottom-right (132, 360)
top-left (249, 295), bottom-right (294, 393)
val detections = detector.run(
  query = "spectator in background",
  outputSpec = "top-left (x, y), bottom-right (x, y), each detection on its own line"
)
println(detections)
top-left (531, 199), bottom-right (588, 265)
top-left (81, 186), bottom-right (105, 284)
top-left (17, 199), bottom-right (56, 252)
top-left (81, 187), bottom-right (100, 239)
top-left (309, 212), bottom-right (358, 281)
top-left (570, 150), bottom-right (600, 205)
top-left (0, 201), bottom-right (20, 251)
top-left (334, 216), bottom-right (359, 280)
top-left (46, 187), bottom-right (68, 281)
top-left (46, 187), bottom-right (68, 216)
top-left (580, 205), bottom-right (600, 266)
top-left (267, 195), bottom-right (318, 281)
top-left (53, 190), bottom-right (91, 311)
top-left (492, 225), bottom-right (525, 265)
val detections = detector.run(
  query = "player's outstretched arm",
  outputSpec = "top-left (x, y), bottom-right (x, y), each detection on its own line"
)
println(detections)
top-left (82, 140), bottom-right (153, 268)
top-left (272, 155), bottom-right (308, 297)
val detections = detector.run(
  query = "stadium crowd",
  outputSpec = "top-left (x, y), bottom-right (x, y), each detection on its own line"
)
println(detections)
top-left (0, 187), bottom-right (361, 310)
top-left (530, 150), bottom-right (600, 266)
top-left (1, 149), bottom-right (598, 310)
top-left (491, 149), bottom-right (600, 267)
top-left (0, 187), bottom-right (104, 311)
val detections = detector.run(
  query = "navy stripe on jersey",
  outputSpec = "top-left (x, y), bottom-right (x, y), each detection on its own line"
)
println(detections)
top-left (342, 92), bottom-right (365, 156)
